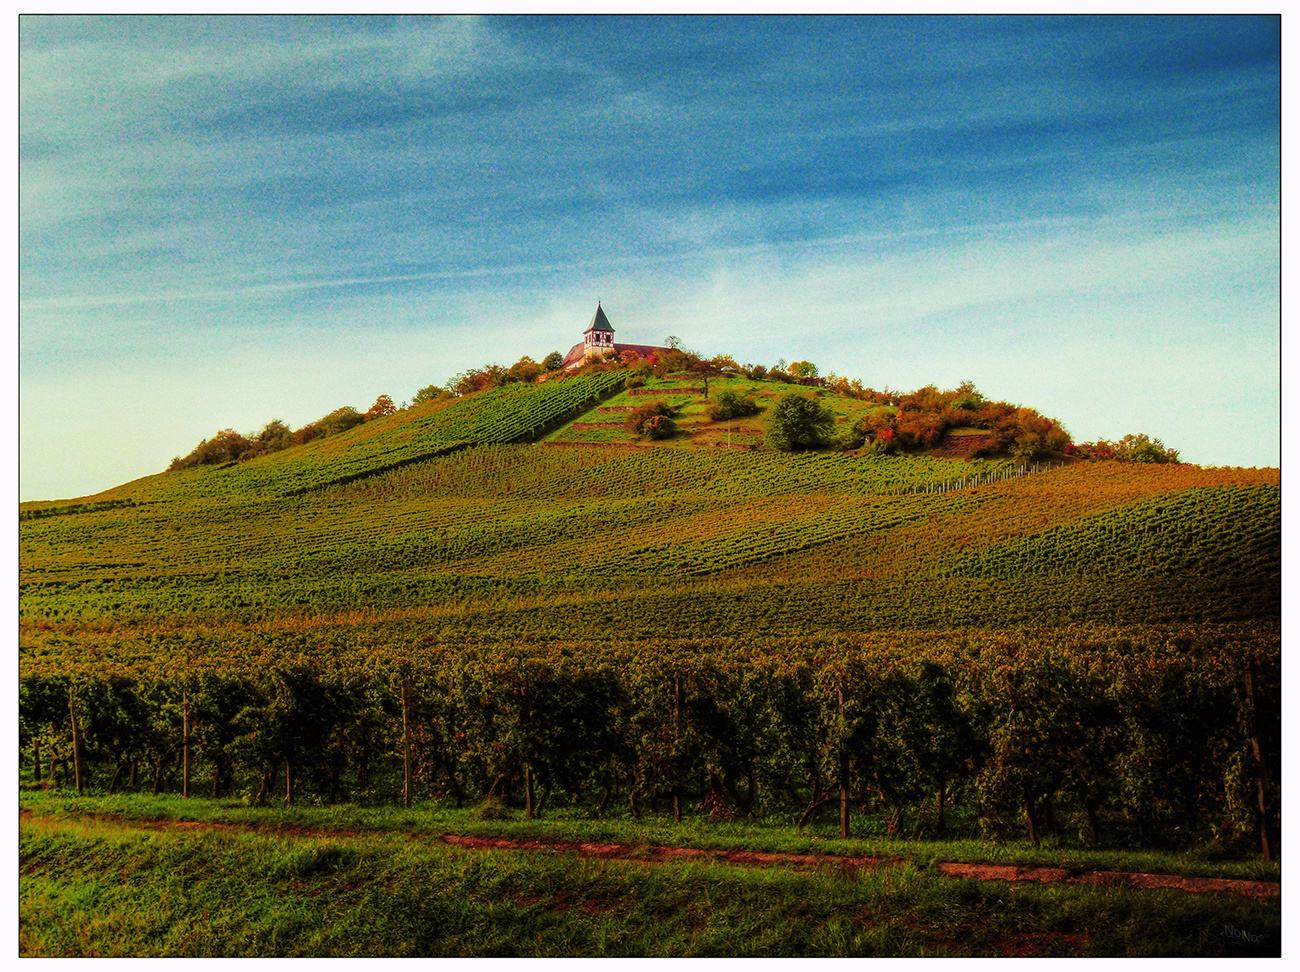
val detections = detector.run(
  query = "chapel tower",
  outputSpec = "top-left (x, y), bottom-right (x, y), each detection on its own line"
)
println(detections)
top-left (583, 301), bottom-right (615, 359)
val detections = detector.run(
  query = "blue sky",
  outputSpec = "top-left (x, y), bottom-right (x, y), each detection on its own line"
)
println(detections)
top-left (18, 14), bottom-right (1281, 500)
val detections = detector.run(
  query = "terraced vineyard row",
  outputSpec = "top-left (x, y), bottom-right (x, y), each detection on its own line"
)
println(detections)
top-left (118, 373), bottom-right (631, 501)
top-left (329, 444), bottom-right (1014, 504)
top-left (950, 485), bottom-right (1280, 579)
top-left (20, 440), bottom-right (1280, 621)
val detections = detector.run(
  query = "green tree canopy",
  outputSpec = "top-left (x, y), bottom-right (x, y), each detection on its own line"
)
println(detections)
top-left (766, 393), bottom-right (835, 452)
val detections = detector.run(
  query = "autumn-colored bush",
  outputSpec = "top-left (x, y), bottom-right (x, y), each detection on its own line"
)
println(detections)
top-left (1076, 434), bottom-right (1180, 464)
top-left (364, 395), bottom-right (397, 421)
top-left (167, 428), bottom-right (254, 471)
top-left (644, 414), bottom-right (678, 440)
top-left (625, 400), bottom-right (678, 437)
top-left (973, 407), bottom-right (1070, 460)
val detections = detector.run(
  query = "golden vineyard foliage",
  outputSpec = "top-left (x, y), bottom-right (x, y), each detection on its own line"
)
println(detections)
top-left (19, 375), bottom-right (1280, 850)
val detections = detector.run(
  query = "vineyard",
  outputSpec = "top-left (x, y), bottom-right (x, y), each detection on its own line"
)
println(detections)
top-left (18, 376), bottom-right (1281, 855)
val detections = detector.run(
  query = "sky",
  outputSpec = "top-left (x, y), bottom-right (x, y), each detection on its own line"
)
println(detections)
top-left (17, 13), bottom-right (1282, 501)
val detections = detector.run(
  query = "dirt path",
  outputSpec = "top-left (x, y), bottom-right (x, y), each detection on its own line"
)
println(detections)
top-left (21, 810), bottom-right (1279, 900)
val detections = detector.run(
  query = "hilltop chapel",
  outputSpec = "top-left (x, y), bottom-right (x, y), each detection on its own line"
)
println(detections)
top-left (560, 302), bottom-right (672, 370)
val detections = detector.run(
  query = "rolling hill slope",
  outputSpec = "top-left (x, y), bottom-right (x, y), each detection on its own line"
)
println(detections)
top-left (19, 374), bottom-right (1279, 639)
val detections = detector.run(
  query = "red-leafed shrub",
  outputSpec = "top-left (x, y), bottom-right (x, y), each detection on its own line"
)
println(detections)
top-left (625, 400), bottom-right (677, 437)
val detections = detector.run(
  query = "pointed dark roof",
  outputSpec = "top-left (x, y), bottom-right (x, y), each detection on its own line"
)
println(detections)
top-left (585, 301), bottom-right (614, 333)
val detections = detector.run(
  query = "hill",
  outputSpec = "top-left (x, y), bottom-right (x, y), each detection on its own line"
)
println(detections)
top-left (19, 372), bottom-right (1277, 632)
top-left (18, 372), bottom-right (1280, 859)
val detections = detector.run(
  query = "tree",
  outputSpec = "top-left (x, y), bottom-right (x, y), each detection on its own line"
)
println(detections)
top-left (255, 419), bottom-right (292, 453)
top-left (542, 350), bottom-right (565, 372)
top-left (691, 356), bottom-right (726, 398)
top-left (412, 384), bottom-right (447, 406)
top-left (665, 335), bottom-right (683, 350)
top-left (1115, 433), bottom-right (1180, 464)
top-left (508, 356), bottom-right (541, 384)
top-left (314, 406), bottom-right (365, 438)
top-left (364, 395), bottom-right (396, 421)
top-left (766, 393), bottom-right (836, 452)
top-left (787, 360), bottom-right (819, 380)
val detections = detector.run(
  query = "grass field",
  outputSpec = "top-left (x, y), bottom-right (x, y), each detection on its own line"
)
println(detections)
top-left (19, 791), bottom-right (1281, 958)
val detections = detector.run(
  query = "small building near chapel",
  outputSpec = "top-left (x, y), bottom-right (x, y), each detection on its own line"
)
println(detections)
top-left (560, 302), bottom-right (672, 370)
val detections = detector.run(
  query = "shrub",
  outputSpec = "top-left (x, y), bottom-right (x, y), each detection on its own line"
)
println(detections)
top-left (836, 424), bottom-right (867, 451)
top-left (412, 384), bottom-right (448, 406)
top-left (705, 390), bottom-right (760, 422)
top-left (1077, 434), bottom-right (1180, 464)
top-left (766, 393), bottom-right (835, 452)
top-left (644, 414), bottom-right (678, 440)
top-left (869, 428), bottom-right (899, 455)
top-left (625, 400), bottom-right (677, 437)
top-left (894, 411), bottom-right (950, 449)
top-left (364, 395), bottom-right (396, 421)
top-left (973, 406), bottom-right (1071, 460)
top-left (314, 406), bottom-right (365, 438)
top-left (167, 428), bottom-right (253, 471)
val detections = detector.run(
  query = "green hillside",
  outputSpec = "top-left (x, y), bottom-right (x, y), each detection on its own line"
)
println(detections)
top-left (18, 373), bottom-right (1278, 632)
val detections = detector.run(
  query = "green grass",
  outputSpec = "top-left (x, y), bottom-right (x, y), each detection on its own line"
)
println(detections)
top-left (20, 796), bottom-right (1280, 957)
top-left (18, 789), bottom-right (1280, 884)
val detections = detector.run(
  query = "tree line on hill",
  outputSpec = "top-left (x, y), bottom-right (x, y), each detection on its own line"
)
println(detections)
top-left (838, 382), bottom-right (1180, 463)
top-left (167, 341), bottom-right (1179, 471)
top-left (167, 395), bottom-right (398, 471)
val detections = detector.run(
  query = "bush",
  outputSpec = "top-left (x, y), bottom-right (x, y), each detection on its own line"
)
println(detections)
top-left (644, 414), bottom-right (678, 440)
top-left (625, 401), bottom-right (677, 437)
top-left (1077, 433), bottom-right (1180, 464)
top-left (894, 411), bottom-right (950, 449)
top-left (314, 406), bottom-right (365, 438)
top-left (167, 428), bottom-right (253, 471)
top-left (705, 390), bottom-right (760, 422)
top-left (973, 406), bottom-right (1070, 460)
top-left (412, 384), bottom-right (449, 407)
top-left (766, 393), bottom-right (835, 452)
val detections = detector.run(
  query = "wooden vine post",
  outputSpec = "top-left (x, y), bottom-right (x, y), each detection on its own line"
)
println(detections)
top-left (181, 691), bottom-right (191, 799)
top-left (67, 684), bottom-right (84, 795)
top-left (673, 674), bottom-right (683, 824)
top-left (838, 680), bottom-right (849, 840)
top-left (1244, 662), bottom-right (1272, 861)
top-left (401, 675), bottom-right (413, 809)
